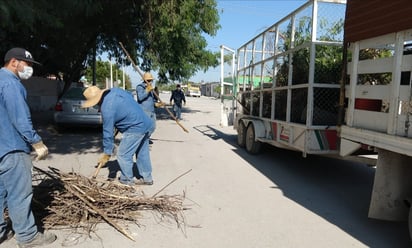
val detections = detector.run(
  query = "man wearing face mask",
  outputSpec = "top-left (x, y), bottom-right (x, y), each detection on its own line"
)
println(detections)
top-left (0, 48), bottom-right (56, 247)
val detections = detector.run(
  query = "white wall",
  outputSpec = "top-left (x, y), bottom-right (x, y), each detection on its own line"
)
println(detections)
top-left (21, 76), bottom-right (63, 111)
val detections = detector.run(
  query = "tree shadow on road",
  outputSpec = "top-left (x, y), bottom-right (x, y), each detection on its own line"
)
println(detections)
top-left (103, 160), bottom-right (146, 181)
top-left (192, 124), bottom-right (238, 143)
top-left (32, 111), bottom-right (103, 155)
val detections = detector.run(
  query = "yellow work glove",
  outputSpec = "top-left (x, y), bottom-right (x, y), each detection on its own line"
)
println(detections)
top-left (98, 153), bottom-right (110, 166)
top-left (145, 83), bottom-right (153, 93)
top-left (32, 141), bottom-right (49, 161)
top-left (154, 102), bottom-right (165, 108)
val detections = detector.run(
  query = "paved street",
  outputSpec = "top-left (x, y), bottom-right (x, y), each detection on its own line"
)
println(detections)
top-left (2, 93), bottom-right (411, 248)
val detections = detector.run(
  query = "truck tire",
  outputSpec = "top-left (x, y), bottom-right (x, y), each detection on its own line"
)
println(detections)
top-left (246, 123), bottom-right (261, 154)
top-left (237, 121), bottom-right (246, 147)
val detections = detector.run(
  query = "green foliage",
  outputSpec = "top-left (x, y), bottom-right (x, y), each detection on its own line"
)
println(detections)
top-left (0, 0), bottom-right (220, 88)
top-left (357, 48), bottom-right (392, 85)
top-left (277, 15), bottom-right (344, 85)
top-left (143, 0), bottom-right (220, 83)
top-left (214, 85), bottom-right (221, 95)
top-left (84, 60), bottom-right (132, 89)
top-left (157, 83), bottom-right (176, 92)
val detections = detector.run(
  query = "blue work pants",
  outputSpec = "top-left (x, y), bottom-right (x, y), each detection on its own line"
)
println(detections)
top-left (173, 104), bottom-right (182, 120)
top-left (117, 132), bottom-right (153, 184)
top-left (0, 152), bottom-right (37, 243)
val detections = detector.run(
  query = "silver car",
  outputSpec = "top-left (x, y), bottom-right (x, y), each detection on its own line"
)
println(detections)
top-left (54, 86), bottom-right (102, 127)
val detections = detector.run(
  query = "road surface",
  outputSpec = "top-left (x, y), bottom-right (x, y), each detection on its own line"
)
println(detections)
top-left (2, 93), bottom-right (410, 248)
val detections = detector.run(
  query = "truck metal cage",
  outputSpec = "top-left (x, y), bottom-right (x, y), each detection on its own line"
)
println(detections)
top-left (228, 0), bottom-right (346, 155)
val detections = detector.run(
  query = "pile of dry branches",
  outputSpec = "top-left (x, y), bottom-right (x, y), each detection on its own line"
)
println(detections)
top-left (31, 166), bottom-right (188, 241)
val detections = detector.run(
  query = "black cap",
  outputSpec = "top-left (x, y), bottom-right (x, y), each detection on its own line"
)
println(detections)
top-left (4, 47), bottom-right (40, 65)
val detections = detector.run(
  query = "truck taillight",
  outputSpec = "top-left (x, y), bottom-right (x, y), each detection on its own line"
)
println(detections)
top-left (54, 102), bottom-right (63, 111)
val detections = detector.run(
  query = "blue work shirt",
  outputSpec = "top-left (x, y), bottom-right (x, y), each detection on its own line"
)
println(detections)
top-left (100, 87), bottom-right (153, 155)
top-left (136, 82), bottom-right (155, 113)
top-left (0, 68), bottom-right (42, 159)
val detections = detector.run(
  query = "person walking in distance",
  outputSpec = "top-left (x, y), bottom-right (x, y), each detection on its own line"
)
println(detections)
top-left (82, 86), bottom-right (155, 186)
top-left (0, 48), bottom-right (56, 247)
top-left (170, 84), bottom-right (186, 120)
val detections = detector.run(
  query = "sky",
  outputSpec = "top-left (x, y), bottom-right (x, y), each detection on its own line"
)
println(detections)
top-left (122, 0), bottom-right (307, 87)
top-left (188, 0), bottom-right (307, 83)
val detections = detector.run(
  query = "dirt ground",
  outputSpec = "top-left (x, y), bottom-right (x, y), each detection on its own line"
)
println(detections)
top-left (2, 93), bottom-right (411, 248)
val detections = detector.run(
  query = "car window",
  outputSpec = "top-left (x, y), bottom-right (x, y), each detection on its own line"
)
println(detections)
top-left (62, 87), bottom-right (86, 100)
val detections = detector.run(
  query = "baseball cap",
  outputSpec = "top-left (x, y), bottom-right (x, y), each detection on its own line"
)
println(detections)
top-left (4, 47), bottom-right (40, 65)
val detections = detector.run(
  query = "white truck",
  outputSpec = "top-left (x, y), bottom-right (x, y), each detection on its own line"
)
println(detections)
top-left (185, 85), bottom-right (201, 97)
top-left (220, 0), bottom-right (412, 240)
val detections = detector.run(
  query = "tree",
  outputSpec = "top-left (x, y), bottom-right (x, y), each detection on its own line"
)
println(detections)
top-left (84, 60), bottom-right (132, 89)
top-left (0, 0), bottom-right (220, 89)
top-left (274, 15), bottom-right (344, 85)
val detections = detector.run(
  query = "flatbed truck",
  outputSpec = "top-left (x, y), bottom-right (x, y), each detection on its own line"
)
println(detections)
top-left (220, 0), bottom-right (412, 240)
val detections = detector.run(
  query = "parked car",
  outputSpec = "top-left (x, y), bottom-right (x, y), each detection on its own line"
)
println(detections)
top-left (54, 86), bottom-right (102, 128)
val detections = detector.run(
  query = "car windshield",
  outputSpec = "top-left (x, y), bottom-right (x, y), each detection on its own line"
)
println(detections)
top-left (62, 87), bottom-right (86, 100)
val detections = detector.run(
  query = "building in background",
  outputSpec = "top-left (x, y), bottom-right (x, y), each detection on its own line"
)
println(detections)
top-left (22, 76), bottom-right (63, 111)
top-left (200, 82), bottom-right (220, 98)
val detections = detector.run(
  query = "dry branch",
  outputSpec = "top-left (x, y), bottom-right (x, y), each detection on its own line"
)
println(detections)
top-left (31, 166), bottom-right (187, 241)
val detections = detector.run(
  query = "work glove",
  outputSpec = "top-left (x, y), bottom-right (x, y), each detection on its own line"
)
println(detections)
top-left (98, 153), bottom-right (110, 166)
top-left (32, 141), bottom-right (49, 161)
top-left (154, 102), bottom-right (165, 108)
top-left (169, 101), bottom-right (172, 105)
top-left (184, 102), bottom-right (186, 106)
top-left (145, 83), bottom-right (153, 93)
